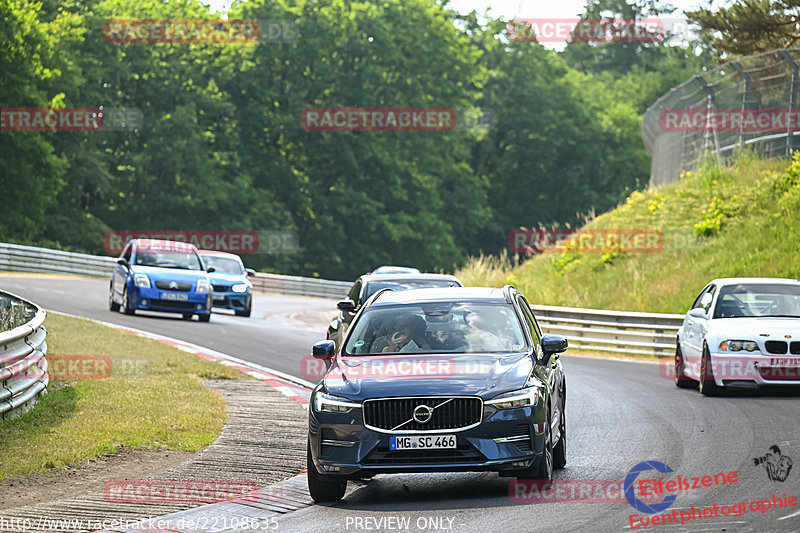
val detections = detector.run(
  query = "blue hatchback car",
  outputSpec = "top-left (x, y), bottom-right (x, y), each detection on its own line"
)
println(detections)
top-left (307, 286), bottom-right (568, 502)
top-left (198, 250), bottom-right (254, 317)
top-left (108, 239), bottom-right (214, 322)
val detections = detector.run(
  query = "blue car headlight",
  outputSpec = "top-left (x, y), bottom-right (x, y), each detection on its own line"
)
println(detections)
top-left (313, 391), bottom-right (361, 414)
top-left (485, 387), bottom-right (542, 409)
top-left (231, 283), bottom-right (250, 293)
top-left (133, 274), bottom-right (150, 288)
top-left (196, 279), bottom-right (211, 293)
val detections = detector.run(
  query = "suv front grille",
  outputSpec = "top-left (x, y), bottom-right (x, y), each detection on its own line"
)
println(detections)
top-left (212, 284), bottom-right (229, 292)
top-left (363, 397), bottom-right (482, 433)
top-left (154, 281), bottom-right (192, 291)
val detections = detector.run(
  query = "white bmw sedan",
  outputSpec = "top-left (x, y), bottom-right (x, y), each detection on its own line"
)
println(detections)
top-left (675, 278), bottom-right (800, 395)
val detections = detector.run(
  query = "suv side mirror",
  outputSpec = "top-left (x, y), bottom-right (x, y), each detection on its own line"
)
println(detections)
top-left (117, 258), bottom-right (129, 267)
top-left (542, 334), bottom-right (568, 354)
top-left (541, 334), bottom-right (568, 365)
top-left (312, 340), bottom-right (336, 360)
top-left (337, 299), bottom-right (356, 313)
top-left (245, 268), bottom-right (255, 277)
top-left (206, 266), bottom-right (216, 273)
top-left (688, 308), bottom-right (707, 319)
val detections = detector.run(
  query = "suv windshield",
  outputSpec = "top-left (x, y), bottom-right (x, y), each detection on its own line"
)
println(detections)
top-left (713, 283), bottom-right (800, 318)
top-left (134, 251), bottom-right (203, 270)
top-left (363, 279), bottom-right (460, 300)
top-left (202, 255), bottom-right (244, 274)
top-left (344, 303), bottom-right (527, 355)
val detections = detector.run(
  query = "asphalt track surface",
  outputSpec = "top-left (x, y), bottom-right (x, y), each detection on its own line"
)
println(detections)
top-left (2, 274), bottom-right (799, 533)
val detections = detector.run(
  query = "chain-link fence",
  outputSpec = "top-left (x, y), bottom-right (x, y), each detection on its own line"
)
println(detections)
top-left (643, 48), bottom-right (800, 186)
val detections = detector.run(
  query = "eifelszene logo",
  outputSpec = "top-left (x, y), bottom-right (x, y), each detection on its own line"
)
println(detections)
top-left (624, 461), bottom-right (677, 514)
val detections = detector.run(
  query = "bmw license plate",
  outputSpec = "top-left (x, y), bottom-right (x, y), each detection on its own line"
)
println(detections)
top-left (161, 292), bottom-right (189, 301)
top-left (390, 435), bottom-right (456, 450)
top-left (212, 294), bottom-right (225, 301)
top-left (771, 357), bottom-right (800, 366)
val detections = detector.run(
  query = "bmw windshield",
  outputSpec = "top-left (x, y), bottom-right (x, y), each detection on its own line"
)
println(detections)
top-left (713, 283), bottom-right (800, 318)
top-left (201, 256), bottom-right (244, 274)
top-left (344, 303), bottom-right (527, 355)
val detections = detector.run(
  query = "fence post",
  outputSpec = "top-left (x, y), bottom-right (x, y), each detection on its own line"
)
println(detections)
top-left (730, 61), bottom-right (751, 151)
top-left (779, 50), bottom-right (799, 158)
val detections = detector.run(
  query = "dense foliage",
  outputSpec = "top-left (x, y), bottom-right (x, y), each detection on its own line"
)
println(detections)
top-left (687, 0), bottom-right (800, 59)
top-left (0, 0), bottom-right (710, 279)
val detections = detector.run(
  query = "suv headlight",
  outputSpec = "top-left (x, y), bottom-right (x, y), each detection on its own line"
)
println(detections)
top-left (485, 387), bottom-right (542, 409)
top-left (719, 340), bottom-right (759, 352)
top-left (231, 283), bottom-right (250, 293)
top-left (313, 391), bottom-right (361, 413)
top-left (196, 279), bottom-right (211, 293)
top-left (133, 274), bottom-right (150, 288)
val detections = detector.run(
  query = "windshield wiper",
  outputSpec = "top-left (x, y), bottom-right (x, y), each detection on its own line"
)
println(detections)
top-left (763, 314), bottom-right (800, 318)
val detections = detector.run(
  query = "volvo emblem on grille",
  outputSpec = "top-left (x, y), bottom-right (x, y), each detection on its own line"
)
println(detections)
top-left (169, 281), bottom-right (178, 289)
top-left (412, 404), bottom-right (434, 424)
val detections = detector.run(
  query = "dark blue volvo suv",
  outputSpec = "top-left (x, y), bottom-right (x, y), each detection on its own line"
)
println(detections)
top-left (307, 286), bottom-right (568, 502)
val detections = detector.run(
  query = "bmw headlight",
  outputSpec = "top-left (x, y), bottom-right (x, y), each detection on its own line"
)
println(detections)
top-left (485, 387), bottom-right (542, 409)
top-left (133, 274), bottom-right (150, 288)
top-left (313, 391), bottom-right (361, 413)
top-left (196, 279), bottom-right (211, 293)
top-left (719, 340), bottom-right (759, 352)
top-left (231, 283), bottom-right (250, 293)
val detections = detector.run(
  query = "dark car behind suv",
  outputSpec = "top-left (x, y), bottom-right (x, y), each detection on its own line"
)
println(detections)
top-left (327, 272), bottom-right (463, 348)
top-left (308, 286), bottom-right (568, 502)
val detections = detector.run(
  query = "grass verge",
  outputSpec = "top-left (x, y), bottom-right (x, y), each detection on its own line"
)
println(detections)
top-left (457, 154), bottom-right (800, 314)
top-left (0, 313), bottom-right (246, 481)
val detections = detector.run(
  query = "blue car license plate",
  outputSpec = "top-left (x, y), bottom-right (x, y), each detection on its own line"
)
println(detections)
top-left (161, 292), bottom-right (189, 301)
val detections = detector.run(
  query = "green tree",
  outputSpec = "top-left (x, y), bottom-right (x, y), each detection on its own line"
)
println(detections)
top-left (0, 0), bottom-right (82, 242)
top-left (687, 0), bottom-right (800, 59)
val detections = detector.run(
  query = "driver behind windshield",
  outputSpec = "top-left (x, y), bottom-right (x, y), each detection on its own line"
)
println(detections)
top-left (380, 315), bottom-right (431, 353)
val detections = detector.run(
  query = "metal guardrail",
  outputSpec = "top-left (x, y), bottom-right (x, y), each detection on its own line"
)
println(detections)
top-left (0, 242), bottom-right (116, 277)
top-left (0, 242), bottom-right (683, 357)
top-left (532, 304), bottom-right (682, 358)
top-left (0, 290), bottom-right (48, 420)
top-left (0, 242), bottom-right (351, 299)
top-left (249, 273), bottom-right (350, 299)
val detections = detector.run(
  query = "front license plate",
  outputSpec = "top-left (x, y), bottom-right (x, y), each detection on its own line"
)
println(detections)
top-left (161, 292), bottom-right (189, 301)
top-left (770, 357), bottom-right (800, 366)
top-left (212, 294), bottom-right (225, 301)
top-left (390, 435), bottom-right (456, 450)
